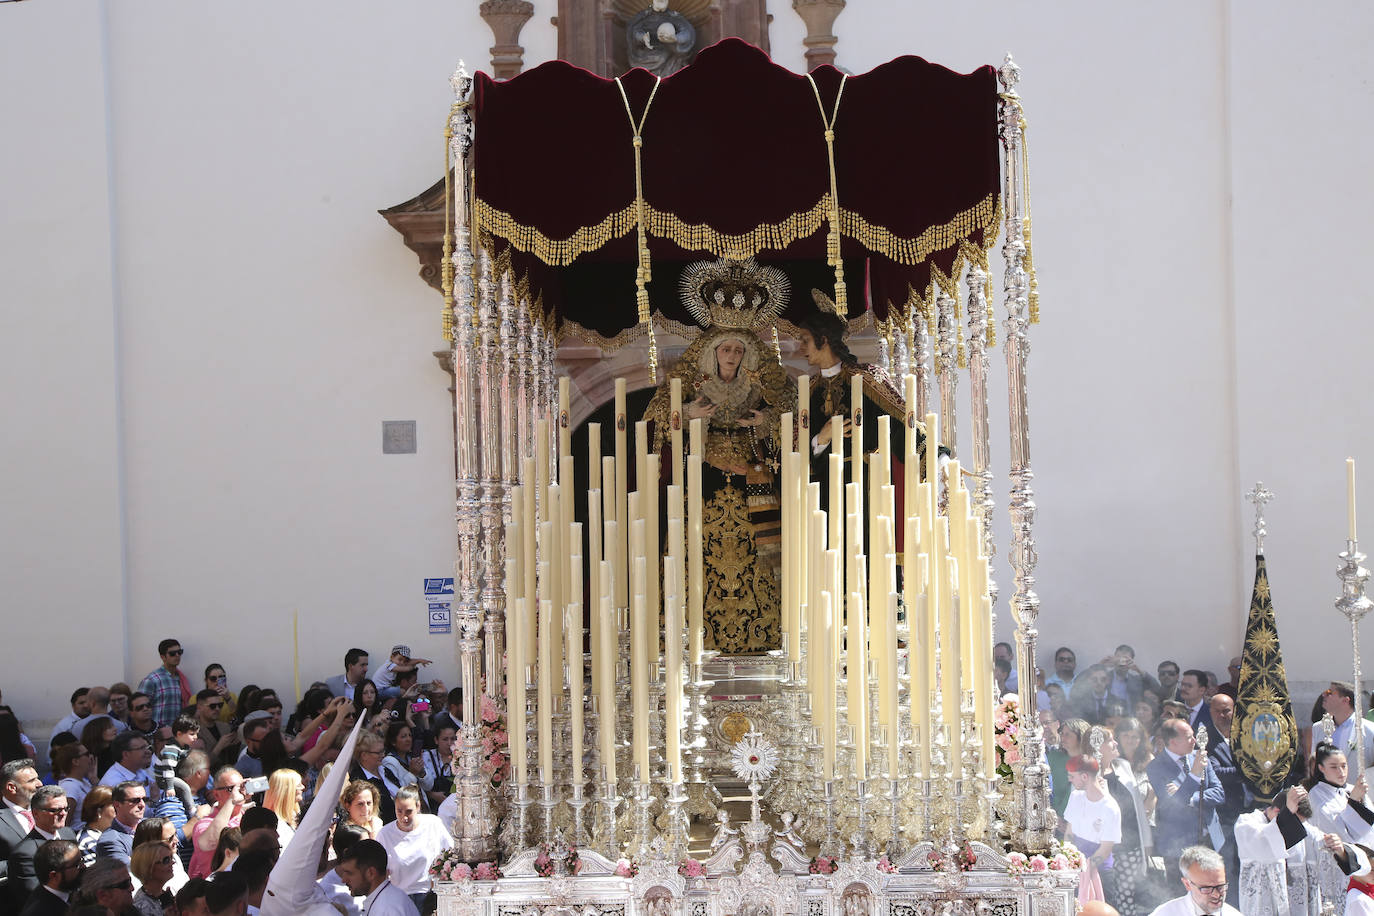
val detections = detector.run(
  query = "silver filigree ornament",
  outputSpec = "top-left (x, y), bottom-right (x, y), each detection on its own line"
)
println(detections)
top-left (731, 732), bottom-right (780, 782)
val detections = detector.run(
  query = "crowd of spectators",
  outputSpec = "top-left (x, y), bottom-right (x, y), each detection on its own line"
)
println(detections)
top-left (4, 634), bottom-right (1370, 916)
top-left (0, 638), bottom-right (461, 915)
top-left (1021, 641), bottom-right (1374, 915)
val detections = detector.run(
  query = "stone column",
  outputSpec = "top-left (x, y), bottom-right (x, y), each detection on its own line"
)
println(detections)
top-left (792, 0), bottom-right (845, 71)
top-left (480, 0), bottom-right (536, 79)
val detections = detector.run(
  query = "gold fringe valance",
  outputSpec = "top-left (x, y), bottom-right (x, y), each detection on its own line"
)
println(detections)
top-left (474, 193), bottom-right (1000, 269)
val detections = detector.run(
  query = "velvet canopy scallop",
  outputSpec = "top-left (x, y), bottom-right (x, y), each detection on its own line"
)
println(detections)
top-left (471, 38), bottom-right (1001, 339)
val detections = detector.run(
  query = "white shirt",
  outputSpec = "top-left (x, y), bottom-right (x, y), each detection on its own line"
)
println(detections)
top-left (73, 712), bottom-right (127, 735)
top-left (376, 814), bottom-right (454, 895)
top-left (1147, 895), bottom-right (1243, 916)
top-left (436, 794), bottom-right (459, 837)
top-left (1332, 715), bottom-right (1374, 766)
top-left (379, 755), bottom-right (420, 797)
top-left (1064, 789), bottom-right (1122, 845)
top-left (50, 712), bottom-right (83, 741)
top-left (360, 878), bottom-right (420, 916)
top-left (374, 662), bottom-right (400, 690)
top-left (99, 761), bottom-right (156, 792)
top-left (60, 777), bottom-right (92, 829)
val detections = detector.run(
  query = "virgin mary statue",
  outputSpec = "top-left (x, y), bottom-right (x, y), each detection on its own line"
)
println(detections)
top-left (642, 258), bottom-right (796, 653)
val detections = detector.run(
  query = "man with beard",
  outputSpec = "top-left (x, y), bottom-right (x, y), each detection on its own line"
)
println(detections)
top-left (18, 840), bottom-right (83, 916)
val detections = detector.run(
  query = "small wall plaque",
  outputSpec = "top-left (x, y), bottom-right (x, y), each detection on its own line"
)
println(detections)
top-left (382, 420), bottom-right (417, 454)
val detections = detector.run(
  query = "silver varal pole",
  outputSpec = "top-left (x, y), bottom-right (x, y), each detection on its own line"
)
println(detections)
top-left (998, 54), bottom-right (1051, 854)
top-left (448, 61), bottom-right (494, 860)
top-left (1336, 535), bottom-right (1373, 783)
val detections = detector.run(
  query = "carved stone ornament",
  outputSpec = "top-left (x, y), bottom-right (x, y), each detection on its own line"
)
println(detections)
top-left (791, 0), bottom-right (845, 71)
top-left (480, 0), bottom-right (536, 79)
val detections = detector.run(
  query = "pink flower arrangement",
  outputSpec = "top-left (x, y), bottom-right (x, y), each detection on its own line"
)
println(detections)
top-left (1005, 841), bottom-right (1083, 878)
top-left (473, 862), bottom-right (502, 880)
top-left (678, 858), bottom-right (706, 878)
top-left (534, 848), bottom-right (554, 878)
top-left (809, 855), bottom-right (838, 875)
top-left (927, 843), bottom-right (976, 872)
top-left (614, 859), bottom-right (638, 878)
top-left (876, 855), bottom-right (897, 874)
top-left (993, 695), bottom-right (1022, 780)
top-left (481, 695), bottom-right (500, 724)
top-left (430, 850), bottom-right (475, 882)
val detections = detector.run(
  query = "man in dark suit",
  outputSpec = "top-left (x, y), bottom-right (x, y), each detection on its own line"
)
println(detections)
top-left (94, 780), bottom-right (145, 864)
top-left (1180, 669), bottom-right (1214, 737)
top-left (1146, 717), bottom-right (1225, 890)
top-left (1070, 665), bottom-right (1114, 724)
top-left (1205, 694), bottom-right (1246, 907)
top-left (16, 839), bottom-right (81, 916)
top-left (7, 786), bottom-right (77, 911)
top-left (326, 648), bottom-right (370, 702)
top-left (0, 758), bottom-right (42, 895)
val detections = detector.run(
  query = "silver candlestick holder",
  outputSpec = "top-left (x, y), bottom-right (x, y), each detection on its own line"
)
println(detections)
top-left (510, 781), bottom-right (533, 855)
top-left (850, 778), bottom-right (872, 859)
top-left (1337, 537), bottom-right (1374, 783)
top-left (663, 780), bottom-right (689, 862)
top-left (983, 776), bottom-right (1005, 847)
top-left (568, 780), bottom-right (588, 850)
top-left (595, 766), bottom-right (620, 859)
top-left (633, 777), bottom-right (655, 861)
top-left (821, 780), bottom-right (839, 857)
top-left (684, 661), bottom-right (719, 821)
top-left (539, 781), bottom-right (557, 849)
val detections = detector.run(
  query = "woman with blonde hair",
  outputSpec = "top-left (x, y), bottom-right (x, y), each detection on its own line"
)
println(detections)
top-left (130, 840), bottom-right (177, 915)
top-left (340, 778), bottom-right (382, 838)
top-left (262, 768), bottom-right (303, 847)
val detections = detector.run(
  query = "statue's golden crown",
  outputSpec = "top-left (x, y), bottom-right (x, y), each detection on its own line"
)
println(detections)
top-left (680, 257), bottom-right (789, 331)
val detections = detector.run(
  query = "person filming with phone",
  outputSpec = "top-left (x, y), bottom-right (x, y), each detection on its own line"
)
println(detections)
top-left (189, 767), bottom-right (250, 879)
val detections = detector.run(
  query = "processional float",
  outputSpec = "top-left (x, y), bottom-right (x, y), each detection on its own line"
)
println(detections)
top-left (434, 40), bottom-right (1075, 915)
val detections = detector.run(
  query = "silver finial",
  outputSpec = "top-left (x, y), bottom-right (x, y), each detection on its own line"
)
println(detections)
top-left (1246, 482), bottom-right (1274, 555)
top-left (998, 54), bottom-right (1021, 93)
top-left (1195, 723), bottom-right (1209, 754)
top-left (451, 61), bottom-right (472, 98)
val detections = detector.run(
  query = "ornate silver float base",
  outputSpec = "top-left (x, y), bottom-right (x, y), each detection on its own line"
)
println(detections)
top-left (436, 848), bottom-right (1078, 916)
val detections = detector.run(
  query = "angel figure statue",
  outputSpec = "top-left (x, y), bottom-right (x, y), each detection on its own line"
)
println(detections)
top-left (643, 257), bottom-right (796, 654)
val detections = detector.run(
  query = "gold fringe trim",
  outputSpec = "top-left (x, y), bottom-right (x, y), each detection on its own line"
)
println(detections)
top-left (474, 193), bottom-right (1000, 269)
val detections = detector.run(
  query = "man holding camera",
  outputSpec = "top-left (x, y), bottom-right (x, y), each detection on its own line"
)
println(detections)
top-left (189, 767), bottom-right (248, 878)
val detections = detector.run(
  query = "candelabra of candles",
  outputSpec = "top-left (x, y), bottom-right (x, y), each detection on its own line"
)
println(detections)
top-left (497, 374), bottom-right (1005, 865)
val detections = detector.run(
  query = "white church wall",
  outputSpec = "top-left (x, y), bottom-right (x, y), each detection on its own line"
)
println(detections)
top-left (4, 0), bottom-right (1372, 736)
top-left (1230, 4), bottom-right (1374, 692)
top-left (1, 1), bottom-right (132, 721)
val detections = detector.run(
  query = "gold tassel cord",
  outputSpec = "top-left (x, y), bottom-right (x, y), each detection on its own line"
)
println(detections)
top-left (806, 72), bottom-right (849, 317)
top-left (615, 75), bottom-right (663, 383)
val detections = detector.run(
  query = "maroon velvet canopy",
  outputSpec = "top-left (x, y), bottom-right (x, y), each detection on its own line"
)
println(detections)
top-left (472, 39), bottom-right (1000, 337)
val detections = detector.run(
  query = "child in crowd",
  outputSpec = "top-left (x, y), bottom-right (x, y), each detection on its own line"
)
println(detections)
top-left (155, 714), bottom-right (200, 815)
top-left (373, 644), bottom-right (433, 699)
